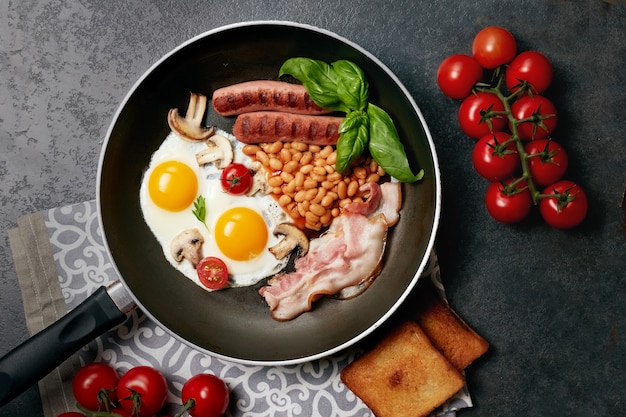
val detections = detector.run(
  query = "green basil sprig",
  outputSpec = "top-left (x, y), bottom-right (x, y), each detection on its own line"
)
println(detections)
top-left (279, 57), bottom-right (423, 183)
top-left (368, 103), bottom-right (424, 182)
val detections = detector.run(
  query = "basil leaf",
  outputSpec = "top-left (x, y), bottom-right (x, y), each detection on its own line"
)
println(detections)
top-left (279, 57), bottom-right (349, 112)
top-left (332, 60), bottom-right (369, 111)
top-left (367, 103), bottom-right (424, 183)
top-left (336, 110), bottom-right (369, 173)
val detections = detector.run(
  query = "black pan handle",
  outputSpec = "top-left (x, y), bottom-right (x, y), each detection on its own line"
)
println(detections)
top-left (0, 284), bottom-right (132, 407)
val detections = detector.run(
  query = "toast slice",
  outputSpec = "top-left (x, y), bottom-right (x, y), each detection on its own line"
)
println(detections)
top-left (340, 321), bottom-right (465, 417)
top-left (413, 285), bottom-right (489, 370)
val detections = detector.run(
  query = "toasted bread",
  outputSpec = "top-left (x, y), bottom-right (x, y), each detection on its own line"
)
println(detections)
top-left (413, 285), bottom-right (489, 370)
top-left (340, 321), bottom-right (465, 417)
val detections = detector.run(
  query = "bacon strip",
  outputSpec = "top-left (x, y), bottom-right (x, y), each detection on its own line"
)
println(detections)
top-left (258, 213), bottom-right (388, 321)
top-left (344, 182), bottom-right (402, 226)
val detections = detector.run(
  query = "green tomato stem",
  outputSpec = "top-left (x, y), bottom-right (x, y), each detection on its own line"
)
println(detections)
top-left (173, 398), bottom-right (195, 417)
top-left (476, 72), bottom-right (542, 204)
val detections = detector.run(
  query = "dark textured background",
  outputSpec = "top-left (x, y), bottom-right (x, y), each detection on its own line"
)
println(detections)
top-left (1, 1), bottom-right (625, 416)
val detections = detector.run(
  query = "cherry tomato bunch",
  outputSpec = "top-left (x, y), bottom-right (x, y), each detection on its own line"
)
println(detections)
top-left (60, 363), bottom-right (229, 417)
top-left (437, 26), bottom-right (588, 229)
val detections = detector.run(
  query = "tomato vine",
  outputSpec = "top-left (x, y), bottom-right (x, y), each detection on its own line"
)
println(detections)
top-left (437, 26), bottom-right (588, 229)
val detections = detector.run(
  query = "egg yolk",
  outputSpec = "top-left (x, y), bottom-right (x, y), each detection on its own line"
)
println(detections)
top-left (148, 160), bottom-right (198, 211)
top-left (215, 207), bottom-right (268, 261)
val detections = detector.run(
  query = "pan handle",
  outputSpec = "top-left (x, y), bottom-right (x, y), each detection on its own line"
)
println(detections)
top-left (0, 284), bottom-right (131, 407)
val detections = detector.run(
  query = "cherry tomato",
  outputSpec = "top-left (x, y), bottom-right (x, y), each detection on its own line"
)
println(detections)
top-left (110, 408), bottom-right (132, 417)
top-left (510, 95), bottom-right (557, 140)
top-left (181, 374), bottom-right (230, 417)
top-left (220, 163), bottom-right (252, 195)
top-left (57, 413), bottom-right (86, 417)
top-left (524, 139), bottom-right (568, 186)
top-left (196, 257), bottom-right (229, 290)
top-left (472, 26), bottom-right (517, 69)
top-left (505, 51), bottom-right (553, 94)
top-left (539, 180), bottom-right (588, 229)
top-left (437, 54), bottom-right (484, 100)
top-left (117, 366), bottom-right (168, 417)
top-left (458, 92), bottom-right (507, 139)
top-left (485, 179), bottom-right (532, 224)
top-left (472, 132), bottom-right (520, 181)
top-left (72, 363), bottom-right (119, 411)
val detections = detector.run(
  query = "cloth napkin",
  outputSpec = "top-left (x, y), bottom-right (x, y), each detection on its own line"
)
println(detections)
top-left (8, 200), bottom-right (472, 417)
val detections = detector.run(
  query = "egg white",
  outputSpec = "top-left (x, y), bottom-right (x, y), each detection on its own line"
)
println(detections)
top-left (139, 130), bottom-right (291, 290)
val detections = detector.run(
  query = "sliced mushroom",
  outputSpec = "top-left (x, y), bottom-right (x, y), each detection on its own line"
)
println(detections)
top-left (195, 134), bottom-right (234, 168)
top-left (269, 223), bottom-right (309, 260)
top-left (170, 228), bottom-right (204, 267)
top-left (246, 161), bottom-right (271, 196)
top-left (168, 92), bottom-right (215, 142)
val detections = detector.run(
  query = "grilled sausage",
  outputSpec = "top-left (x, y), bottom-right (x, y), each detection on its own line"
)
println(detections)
top-left (212, 80), bottom-right (330, 116)
top-left (233, 111), bottom-right (343, 145)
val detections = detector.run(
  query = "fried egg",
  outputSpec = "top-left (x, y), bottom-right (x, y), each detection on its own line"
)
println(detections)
top-left (139, 129), bottom-right (291, 290)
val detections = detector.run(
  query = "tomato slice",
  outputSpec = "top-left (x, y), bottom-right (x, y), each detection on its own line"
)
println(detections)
top-left (196, 257), bottom-right (229, 290)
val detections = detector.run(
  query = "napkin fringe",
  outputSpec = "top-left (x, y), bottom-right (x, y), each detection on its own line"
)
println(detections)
top-left (8, 212), bottom-right (82, 417)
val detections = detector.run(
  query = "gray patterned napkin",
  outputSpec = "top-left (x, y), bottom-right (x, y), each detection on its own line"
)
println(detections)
top-left (8, 200), bottom-right (472, 417)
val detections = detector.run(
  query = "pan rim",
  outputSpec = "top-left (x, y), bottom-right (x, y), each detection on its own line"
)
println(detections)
top-left (96, 20), bottom-right (442, 365)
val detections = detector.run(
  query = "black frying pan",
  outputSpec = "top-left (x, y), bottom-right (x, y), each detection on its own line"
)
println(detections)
top-left (0, 21), bottom-right (440, 405)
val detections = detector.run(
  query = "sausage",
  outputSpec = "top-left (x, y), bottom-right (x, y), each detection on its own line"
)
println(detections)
top-left (232, 111), bottom-right (343, 145)
top-left (212, 80), bottom-right (331, 116)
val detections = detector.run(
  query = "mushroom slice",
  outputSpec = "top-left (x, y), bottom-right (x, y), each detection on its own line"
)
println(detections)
top-left (269, 223), bottom-right (309, 260)
top-left (168, 92), bottom-right (216, 142)
top-left (170, 228), bottom-right (204, 267)
top-left (195, 134), bottom-right (234, 168)
top-left (246, 161), bottom-right (271, 196)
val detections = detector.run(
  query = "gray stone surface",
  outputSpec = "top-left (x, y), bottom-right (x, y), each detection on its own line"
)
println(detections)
top-left (1, 1), bottom-right (625, 416)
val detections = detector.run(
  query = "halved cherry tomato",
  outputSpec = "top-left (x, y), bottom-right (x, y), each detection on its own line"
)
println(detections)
top-left (539, 180), bottom-right (587, 229)
top-left (220, 163), bottom-right (252, 195)
top-left (472, 132), bottom-right (520, 181)
top-left (524, 139), bottom-right (568, 186)
top-left (458, 92), bottom-right (507, 139)
top-left (72, 363), bottom-right (119, 411)
top-left (485, 179), bottom-right (532, 224)
top-left (510, 95), bottom-right (557, 140)
top-left (437, 54), bottom-right (484, 100)
top-left (472, 26), bottom-right (517, 69)
top-left (196, 257), bottom-right (229, 290)
top-left (505, 51), bottom-right (553, 94)
top-left (181, 374), bottom-right (230, 417)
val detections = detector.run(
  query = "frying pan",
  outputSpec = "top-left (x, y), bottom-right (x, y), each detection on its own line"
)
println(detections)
top-left (0, 21), bottom-right (440, 406)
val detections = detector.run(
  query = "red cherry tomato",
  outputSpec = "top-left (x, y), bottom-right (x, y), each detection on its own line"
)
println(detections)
top-left (181, 374), bottom-right (230, 417)
top-left (117, 366), bottom-right (168, 417)
top-left (57, 413), bottom-right (86, 417)
top-left (458, 92), bottom-right (507, 139)
top-left (110, 408), bottom-right (132, 417)
top-left (505, 51), bottom-right (553, 94)
top-left (72, 363), bottom-right (119, 411)
top-left (510, 95), bottom-right (557, 140)
top-left (524, 139), bottom-right (568, 186)
top-left (220, 163), bottom-right (252, 195)
top-left (472, 26), bottom-right (517, 69)
top-left (472, 132), bottom-right (520, 181)
top-left (196, 257), bottom-right (229, 290)
top-left (485, 179), bottom-right (532, 224)
top-left (437, 54), bottom-right (484, 100)
top-left (539, 180), bottom-right (588, 229)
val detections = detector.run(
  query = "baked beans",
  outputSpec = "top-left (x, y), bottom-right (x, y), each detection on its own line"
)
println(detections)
top-left (245, 141), bottom-right (386, 230)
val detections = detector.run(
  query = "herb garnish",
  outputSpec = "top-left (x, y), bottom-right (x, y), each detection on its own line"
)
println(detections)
top-left (192, 195), bottom-right (209, 232)
top-left (279, 57), bottom-right (424, 183)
